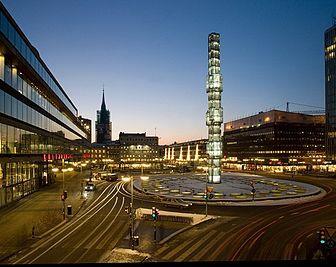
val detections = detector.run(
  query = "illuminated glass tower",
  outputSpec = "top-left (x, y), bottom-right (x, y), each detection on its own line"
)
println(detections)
top-left (206, 32), bottom-right (223, 183)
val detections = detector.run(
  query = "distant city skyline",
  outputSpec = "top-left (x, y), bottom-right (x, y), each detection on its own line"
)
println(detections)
top-left (2, 0), bottom-right (334, 145)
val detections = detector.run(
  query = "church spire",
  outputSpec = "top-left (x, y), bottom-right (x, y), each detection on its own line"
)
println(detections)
top-left (101, 86), bottom-right (106, 111)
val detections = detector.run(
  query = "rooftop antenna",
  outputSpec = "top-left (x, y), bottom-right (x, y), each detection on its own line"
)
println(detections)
top-left (155, 127), bottom-right (157, 137)
top-left (103, 83), bottom-right (104, 93)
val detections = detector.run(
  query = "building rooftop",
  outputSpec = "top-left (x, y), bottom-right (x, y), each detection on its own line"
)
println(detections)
top-left (224, 109), bottom-right (325, 132)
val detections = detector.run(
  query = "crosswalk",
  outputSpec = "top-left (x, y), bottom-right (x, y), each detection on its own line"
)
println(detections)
top-left (155, 228), bottom-right (230, 261)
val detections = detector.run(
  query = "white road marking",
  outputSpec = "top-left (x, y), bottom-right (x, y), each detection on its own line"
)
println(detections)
top-left (13, 182), bottom-right (121, 264)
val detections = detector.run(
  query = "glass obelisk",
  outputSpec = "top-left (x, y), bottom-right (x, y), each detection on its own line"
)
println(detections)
top-left (206, 32), bottom-right (223, 183)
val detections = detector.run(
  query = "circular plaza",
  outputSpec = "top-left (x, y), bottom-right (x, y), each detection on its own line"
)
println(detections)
top-left (133, 172), bottom-right (325, 204)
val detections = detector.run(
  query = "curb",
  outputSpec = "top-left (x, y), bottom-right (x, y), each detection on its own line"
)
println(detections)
top-left (133, 178), bottom-right (325, 206)
top-left (158, 216), bottom-right (215, 245)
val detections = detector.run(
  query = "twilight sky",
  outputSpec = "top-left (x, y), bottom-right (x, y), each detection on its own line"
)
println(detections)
top-left (2, 0), bottom-right (335, 145)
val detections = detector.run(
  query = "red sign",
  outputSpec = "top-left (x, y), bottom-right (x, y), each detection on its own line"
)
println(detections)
top-left (43, 153), bottom-right (73, 162)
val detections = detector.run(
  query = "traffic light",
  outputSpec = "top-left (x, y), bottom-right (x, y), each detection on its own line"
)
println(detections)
top-left (155, 208), bottom-right (159, 219)
top-left (319, 230), bottom-right (326, 244)
top-left (63, 191), bottom-right (68, 200)
top-left (152, 207), bottom-right (156, 220)
top-left (125, 206), bottom-right (130, 214)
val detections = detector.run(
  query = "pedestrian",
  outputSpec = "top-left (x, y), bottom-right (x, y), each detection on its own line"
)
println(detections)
top-left (32, 226), bottom-right (35, 238)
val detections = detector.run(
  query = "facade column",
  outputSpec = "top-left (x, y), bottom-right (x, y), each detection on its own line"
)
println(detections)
top-left (167, 148), bottom-right (171, 160)
top-left (187, 145), bottom-right (191, 161)
top-left (195, 144), bottom-right (199, 161)
top-left (179, 146), bottom-right (183, 161)
top-left (171, 147), bottom-right (175, 160)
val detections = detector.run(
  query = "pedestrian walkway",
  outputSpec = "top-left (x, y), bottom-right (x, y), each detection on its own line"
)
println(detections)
top-left (0, 170), bottom-right (90, 261)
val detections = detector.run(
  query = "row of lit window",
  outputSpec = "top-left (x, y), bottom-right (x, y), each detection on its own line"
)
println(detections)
top-left (3, 63), bottom-right (87, 139)
top-left (0, 122), bottom-right (75, 155)
top-left (0, 10), bottom-right (77, 115)
top-left (0, 89), bottom-right (82, 141)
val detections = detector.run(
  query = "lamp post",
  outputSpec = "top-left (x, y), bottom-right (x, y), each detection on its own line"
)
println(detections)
top-left (123, 175), bottom-right (149, 249)
top-left (80, 163), bottom-right (86, 198)
top-left (205, 162), bottom-right (208, 218)
top-left (61, 168), bottom-right (68, 220)
top-left (122, 176), bottom-right (134, 249)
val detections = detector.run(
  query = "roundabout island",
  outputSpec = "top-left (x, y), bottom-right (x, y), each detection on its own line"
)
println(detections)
top-left (133, 172), bottom-right (326, 206)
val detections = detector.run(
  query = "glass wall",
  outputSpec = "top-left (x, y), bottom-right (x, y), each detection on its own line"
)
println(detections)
top-left (0, 122), bottom-right (75, 154)
top-left (1, 62), bottom-right (87, 140)
top-left (0, 10), bottom-right (77, 116)
top-left (0, 88), bottom-right (84, 141)
top-left (0, 162), bottom-right (39, 207)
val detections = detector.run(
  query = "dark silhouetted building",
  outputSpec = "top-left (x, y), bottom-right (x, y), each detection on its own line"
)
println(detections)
top-left (95, 90), bottom-right (112, 143)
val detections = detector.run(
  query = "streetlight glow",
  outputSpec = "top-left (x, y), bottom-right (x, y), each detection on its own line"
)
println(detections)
top-left (52, 167), bottom-right (59, 172)
top-left (140, 176), bottom-right (149, 181)
top-left (122, 176), bottom-right (131, 182)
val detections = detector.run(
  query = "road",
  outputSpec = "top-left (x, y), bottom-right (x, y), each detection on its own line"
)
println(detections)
top-left (4, 172), bottom-right (336, 262)
top-left (7, 181), bottom-right (130, 264)
top-left (149, 174), bottom-right (336, 261)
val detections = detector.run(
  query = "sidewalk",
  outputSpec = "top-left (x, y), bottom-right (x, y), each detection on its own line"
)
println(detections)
top-left (0, 170), bottom-right (90, 261)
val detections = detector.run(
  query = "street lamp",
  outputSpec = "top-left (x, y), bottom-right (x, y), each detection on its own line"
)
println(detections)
top-left (80, 163), bottom-right (87, 197)
top-left (122, 175), bottom-right (149, 249)
top-left (122, 176), bottom-right (134, 249)
top-left (61, 168), bottom-right (70, 220)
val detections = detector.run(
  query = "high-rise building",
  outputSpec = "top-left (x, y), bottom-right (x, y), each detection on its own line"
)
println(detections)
top-left (206, 32), bottom-right (223, 183)
top-left (325, 21), bottom-right (336, 162)
top-left (0, 2), bottom-right (90, 207)
top-left (95, 90), bottom-right (112, 143)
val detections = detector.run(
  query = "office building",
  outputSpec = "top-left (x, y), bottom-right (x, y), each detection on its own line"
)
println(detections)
top-left (223, 110), bottom-right (325, 171)
top-left (325, 21), bottom-right (336, 162)
top-left (0, 2), bottom-right (90, 207)
top-left (119, 132), bottom-right (161, 163)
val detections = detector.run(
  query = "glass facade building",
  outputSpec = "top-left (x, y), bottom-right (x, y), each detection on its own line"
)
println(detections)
top-left (325, 23), bottom-right (336, 162)
top-left (0, 2), bottom-right (90, 207)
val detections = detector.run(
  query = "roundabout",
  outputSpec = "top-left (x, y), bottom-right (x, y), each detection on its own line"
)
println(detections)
top-left (133, 172), bottom-right (326, 206)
